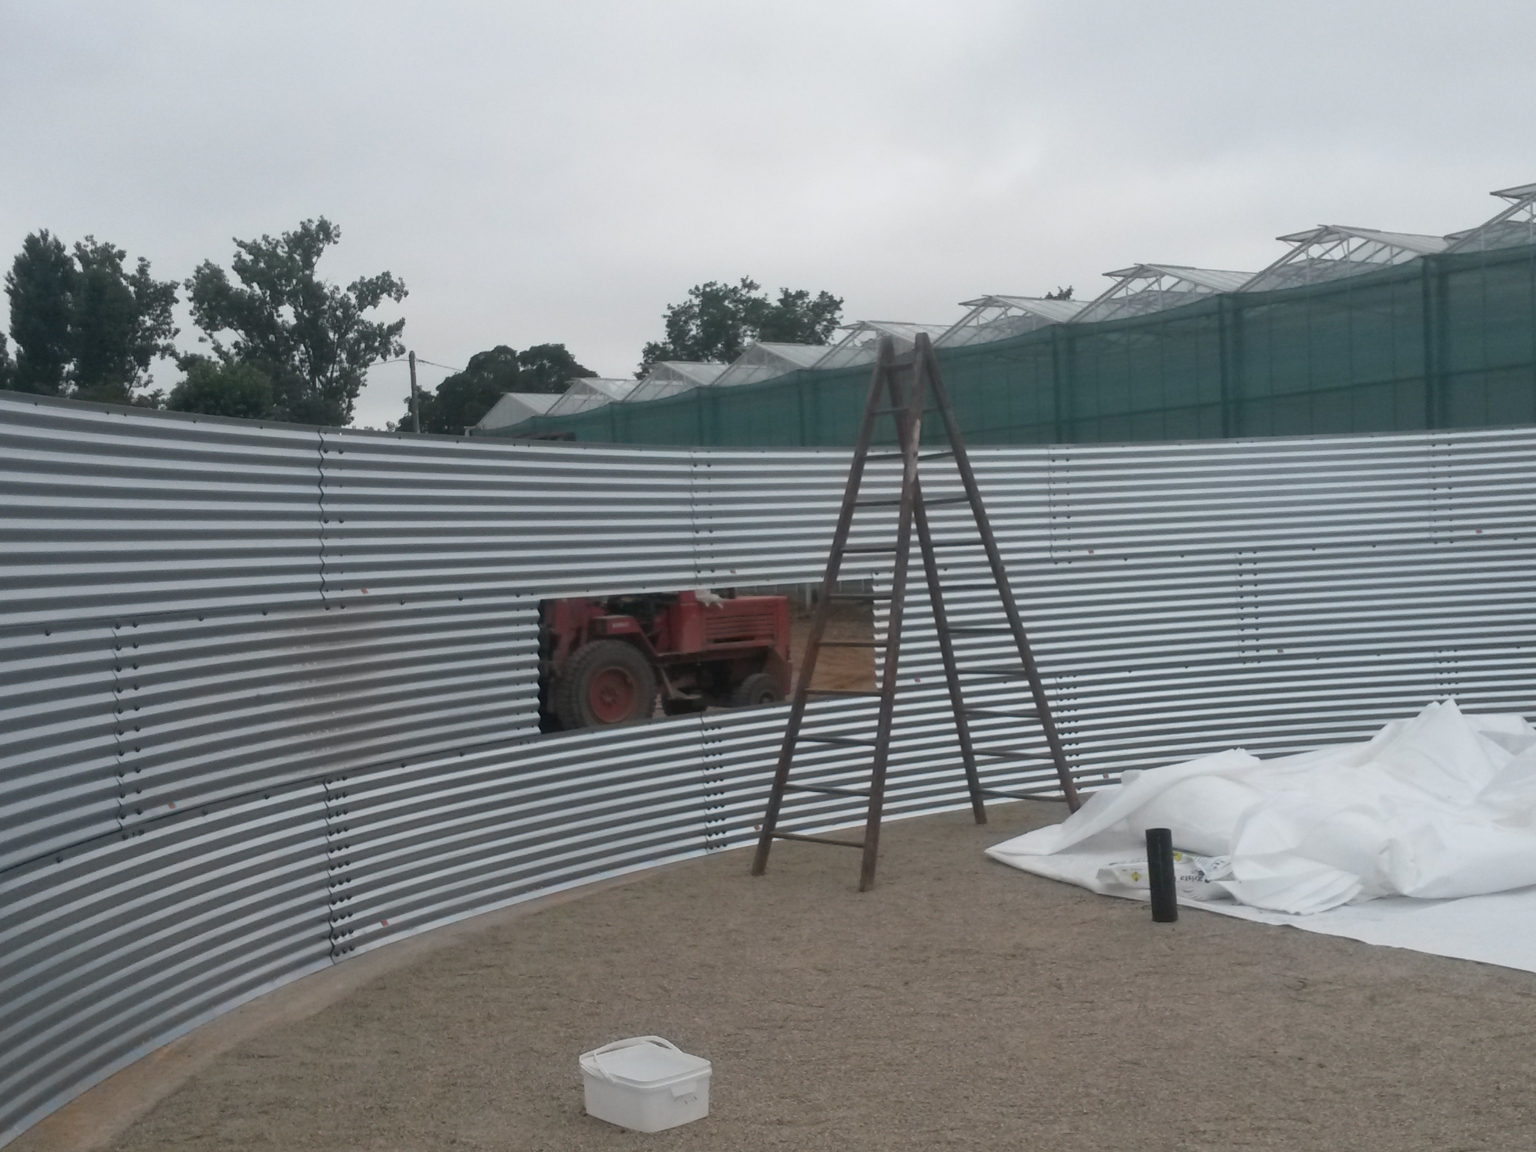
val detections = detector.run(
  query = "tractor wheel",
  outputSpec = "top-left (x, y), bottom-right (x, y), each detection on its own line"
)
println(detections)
top-left (731, 671), bottom-right (784, 708)
top-left (554, 641), bottom-right (657, 729)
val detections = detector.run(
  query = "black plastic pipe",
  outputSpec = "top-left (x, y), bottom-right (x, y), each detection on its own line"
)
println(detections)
top-left (1146, 827), bottom-right (1178, 923)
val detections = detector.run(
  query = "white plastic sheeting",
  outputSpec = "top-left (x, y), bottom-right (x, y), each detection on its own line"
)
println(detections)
top-left (988, 699), bottom-right (1536, 971)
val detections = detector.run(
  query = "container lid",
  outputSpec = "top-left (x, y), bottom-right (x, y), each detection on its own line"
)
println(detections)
top-left (583, 1039), bottom-right (711, 1087)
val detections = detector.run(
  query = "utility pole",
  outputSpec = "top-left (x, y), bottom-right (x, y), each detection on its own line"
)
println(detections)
top-left (409, 350), bottom-right (420, 433)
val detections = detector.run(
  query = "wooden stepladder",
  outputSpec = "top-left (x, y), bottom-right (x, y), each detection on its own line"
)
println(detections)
top-left (750, 333), bottom-right (1082, 891)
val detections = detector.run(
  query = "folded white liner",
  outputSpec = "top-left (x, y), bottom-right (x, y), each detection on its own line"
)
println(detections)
top-left (987, 700), bottom-right (1536, 972)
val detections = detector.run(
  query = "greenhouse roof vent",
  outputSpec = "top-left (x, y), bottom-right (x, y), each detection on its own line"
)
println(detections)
top-left (937, 295), bottom-right (1087, 348)
top-left (1243, 225), bottom-right (1447, 292)
top-left (712, 343), bottom-right (829, 389)
top-left (1074, 264), bottom-right (1253, 324)
top-left (625, 361), bottom-right (728, 404)
top-left (544, 377), bottom-right (638, 418)
top-left (812, 321), bottom-right (952, 370)
top-left (474, 391), bottom-right (559, 431)
top-left (1447, 181), bottom-right (1536, 254)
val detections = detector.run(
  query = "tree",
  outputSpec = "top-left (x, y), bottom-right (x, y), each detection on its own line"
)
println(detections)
top-left (70, 237), bottom-right (178, 403)
top-left (757, 288), bottom-right (844, 345)
top-left (639, 277), bottom-right (843, 374)
top-left (4, 230), bottom-right (178, 403)
top-left (515, 343), bottom-right (596, 393)
top-left (0, 333), bottom-right (13, 391)
top-left (167, 357), bottom-right (275, 420)
top-left (406, 343), bottom-right (595, 434)
top-left (186, 218), bottom-right (405, 426)
top-left (5, 231), bottom-right (76, 395)
top-left (414, 346), bottom-right (516, 434)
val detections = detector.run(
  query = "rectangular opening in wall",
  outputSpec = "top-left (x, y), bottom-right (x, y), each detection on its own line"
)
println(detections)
top-left (537, 586), bottom-right (874, 733)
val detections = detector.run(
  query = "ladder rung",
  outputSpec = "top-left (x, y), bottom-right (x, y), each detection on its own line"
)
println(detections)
top-left (770, 831), bottom-right (866, 849)
top-left (961, 706), bottom-right (1042, 720)
top-left (841, 539), bottom-right (975, 553)
top-left (933, 582), bottom-right (1004, 593)
top-left (799, 735), bottom-right (879, 747)
top-left (972, 746), bottom-right (1052, 760)
top-left (963, 666), bottom-right (1031, 679)
top-left (977, 788), bottom-right (1057, 801)
top-left (946, 626), bottom-right (1014, 635)
top-left (784, 784), bottom-right (873, 798)
top-left (804, 689), bottom-right (880, 697)
top-left (869, 406), bottom-right (939, 417)
top-left (865, 449), bottom-right (956, 462)
top-left (816, 639), bottom-right (882, 648)
top-left (829, 591), bottom-right (892, 601)
top-left (855, 494), bottom-right (971, 509)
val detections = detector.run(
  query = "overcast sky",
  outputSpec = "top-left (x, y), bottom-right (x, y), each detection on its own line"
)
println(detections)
top-left (3, 1), bottom-right (1534, 428)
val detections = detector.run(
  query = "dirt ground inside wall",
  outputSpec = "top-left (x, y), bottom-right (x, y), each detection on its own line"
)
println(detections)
top-left (792, 599), bottom-right (875, 693)
top-left (30, 800), bottom-right (1536, 1152)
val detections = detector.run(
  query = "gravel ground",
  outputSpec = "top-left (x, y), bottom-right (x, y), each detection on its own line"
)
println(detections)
top-left (791, 600), bottom-right (875, 693)
top-left (37, 800), bottom-right (1536, 1151)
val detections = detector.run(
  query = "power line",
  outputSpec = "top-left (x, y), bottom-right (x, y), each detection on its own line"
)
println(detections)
top-left (374, 355), bottom-right (464, 372)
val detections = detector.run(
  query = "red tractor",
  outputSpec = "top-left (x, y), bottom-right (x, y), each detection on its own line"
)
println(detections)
top-left (538, 591), bottom-right (792, 730)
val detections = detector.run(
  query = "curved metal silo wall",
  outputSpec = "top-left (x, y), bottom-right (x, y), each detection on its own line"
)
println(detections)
top-left (4, 391), bottom-right (1536, 1142)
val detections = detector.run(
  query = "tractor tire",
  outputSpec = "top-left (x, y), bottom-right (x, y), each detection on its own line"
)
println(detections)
top-left (554, 641), bottom-right (657, 729)
top-left (731, 671), bottom-right (784, 708)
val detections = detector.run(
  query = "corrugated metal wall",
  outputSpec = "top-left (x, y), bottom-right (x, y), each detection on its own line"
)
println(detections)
top-left (4, 392), bottom-right (1535, 1144)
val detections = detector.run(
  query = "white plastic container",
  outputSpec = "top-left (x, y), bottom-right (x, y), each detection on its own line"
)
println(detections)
top-left (579, 1035), bottom-right (711, 1133)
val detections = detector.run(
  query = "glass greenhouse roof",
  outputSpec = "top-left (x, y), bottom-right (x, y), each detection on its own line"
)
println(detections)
top-left (1075, 264), bottom-right (1254, 324)
top-left (713, 343), bottom-right (829, 388)
top-left (1243, 226), bottom-right (1447, 292)
top-left (1448, 183), bottom-right (1536, 253)
top-left (937, 296), bottom-right (1087, 348)
top-left (474, 391), bottom-right (558, 430)
top-left (544, 377), bottom-right (638, 418)
top-left (813, 321), bottom-right (952, 370)
top-left (625, 361), bottom-right (728, 404)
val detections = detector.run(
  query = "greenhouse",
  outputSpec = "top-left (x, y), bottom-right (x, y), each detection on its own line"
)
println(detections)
top-left (710, 342), bottom-right (827, 388)
top-left (624, 360), bottom-right (726, 404)
top-left (502, 181), bottom-right (1536, 448)
top-left (1447, 182), bottom-right (1536, 252)
top-left (472, 391), bottom-right (557, 431)
top-left (541, 376), bottom-right (637, 418)
top-left (1242, 226), bottom-right (1446, 292)
top-left (813, 321), bottom-right (952, 369)
top-left (1073, 264), bottom-right (1254, 323)
top-left (937, 296), bottom-right (1086, 348)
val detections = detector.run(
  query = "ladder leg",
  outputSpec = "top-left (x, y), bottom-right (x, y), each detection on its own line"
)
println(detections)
top-left (753, 342), bottom-right (896, 876)
top-left (858, 346), bottom-right (925, 890)
top-left (912, 482), bottom-right (987, 824)
top-left (919, 337), bottom-right (1082, 811)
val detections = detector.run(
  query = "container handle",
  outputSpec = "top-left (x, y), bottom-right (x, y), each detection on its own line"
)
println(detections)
top-left (581, 1036), bottom-right (681, 1083)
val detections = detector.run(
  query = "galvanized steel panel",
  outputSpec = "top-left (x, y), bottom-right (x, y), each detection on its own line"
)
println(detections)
top-left (5, 393), bottom-right (1536, 1145)
top-left (0, 778), bottom-right (331, 1142)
